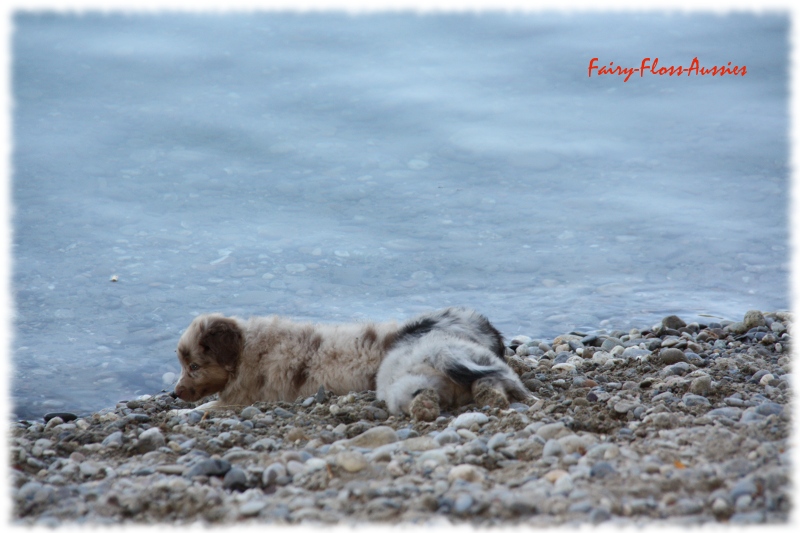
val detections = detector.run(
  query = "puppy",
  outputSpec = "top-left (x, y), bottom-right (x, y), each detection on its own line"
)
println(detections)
top-left (172, 307), bottom-right (533, 419)
top-left (376, 307), bottom-right (534, 421)
top-left (172, 313), bottom-right (399, 408)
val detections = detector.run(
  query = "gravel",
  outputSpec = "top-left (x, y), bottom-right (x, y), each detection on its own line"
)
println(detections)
top-left (10, 309), bottom-right (791, 526)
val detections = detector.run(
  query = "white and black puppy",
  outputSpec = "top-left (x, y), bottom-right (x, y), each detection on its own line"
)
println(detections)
top-left (172, 307), bottom-right (532, 419)
top-left (376, 307), bottom-right (534, 421)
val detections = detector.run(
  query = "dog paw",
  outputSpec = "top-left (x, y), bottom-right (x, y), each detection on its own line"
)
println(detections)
top-left (409, 388), bottom-right (441, 422)
top-left (505, 355), bottom-right (528, 376)
top-left (473, 382), bottom-right (510, 410)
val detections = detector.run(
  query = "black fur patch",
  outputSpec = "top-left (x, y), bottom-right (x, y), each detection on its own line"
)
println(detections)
top-left (444, 361), bottom-right (500, 387)
top-left (475, 317), bottom-right (506, 360)
top-left (395, 317), bottom-right (438, 343)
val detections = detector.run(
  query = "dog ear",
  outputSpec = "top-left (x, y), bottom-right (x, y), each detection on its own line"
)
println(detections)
top-left (199, 317), bottom-right (243, 371)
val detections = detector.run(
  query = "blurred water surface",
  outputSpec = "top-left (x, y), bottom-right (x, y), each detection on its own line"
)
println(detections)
top-left (12, 13), bottom-right (788, 419)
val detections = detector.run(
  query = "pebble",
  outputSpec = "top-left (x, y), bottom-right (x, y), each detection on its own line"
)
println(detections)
top-left (239, 406), bottom-right (261, 419)
top-left (184, 459), bottom-right (231, 478)
top-left (448, 464), bottom-right (485, 483)
top-left (239, 500), bottom-right (267, 517)
top-left (344, 426), bottom-right (398, 449)
top-left (590, 462), bottom-right (616, 479)
top-left (659, 348), bottom-right (688, 364)
top-left (682, 394), bottom-right (711, 407)
top-left (273, 407), bottom-right (295, 419)
top-left (662, 315), bottom-right (687, 330)
top-left (542, 439), bottom-right (563, 458)
top-left (451, 412), bottom-right (489, 429)
top-left (743, 310), bottom-right (766, 330)
top-left (336, 451), bottom-right (368, 473)
top-left (222, 467), bottom-right (248, 490)
top-left (262, 463), bottom-right (286, 486)
top-left (137, 427), bottom-right (166, 453)
top-left (689, 375), bottom-right (712, 396)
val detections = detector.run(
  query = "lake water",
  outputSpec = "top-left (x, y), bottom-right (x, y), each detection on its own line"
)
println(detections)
top-left (11, 12), bottom-right (789, 420)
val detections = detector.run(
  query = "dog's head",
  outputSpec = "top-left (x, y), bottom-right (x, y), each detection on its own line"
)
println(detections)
top-left (172, 314), bottom-right (244, 402)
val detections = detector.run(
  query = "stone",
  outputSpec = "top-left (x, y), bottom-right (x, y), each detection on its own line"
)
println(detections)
top-left (336, 451), bottom-right (368, 473)
top-left (262, 463), bottom-right (286, 486)
top-left (434, 430), bottom-right (461, 446)
top-left (223, 467), bottom-right (248, 490)
top-left (239, 406), bottom-right (261, 420)
top-left (542, 439), bottom-right (563, 458)
top-left (184, 459), bottom-right (231, 478)
top-left (273, 407), bottom-right (294, 419)
top-left (659, 348), bottom-right (688, 365)
top-left (239, 500), bottom-right (267, 517)
top-left (346, 426), bottom-right (398, 449)
top-left (743, 310), bottom-right (766, 330)
top-left (590, 461), bottom-right (616, 479)
top-left (662, 315), bottom-right (687, 330)
top-left (660, 362), bottom-right (691, 376)
top-left (682, 393), bottom-right (711, 407)
top-left (136, 427), bottom-right (165, 453)
top-left (690, 375), bottom-right (712, 396)
top-left (448, 464), bottom-right (485, 483)
top-left (451, 412), bottom-right (489, 429)
top-left (536, 422), bottom-right (572, 440)
top-left (755, 402), bottom-right (783, 416)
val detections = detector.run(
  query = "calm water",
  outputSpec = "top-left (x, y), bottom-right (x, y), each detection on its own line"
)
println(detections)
top-left (11, 13), bottom-right (788, 420)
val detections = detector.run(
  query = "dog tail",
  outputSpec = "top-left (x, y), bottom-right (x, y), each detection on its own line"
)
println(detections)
top-left (444, 359), bottom-right (502, 387)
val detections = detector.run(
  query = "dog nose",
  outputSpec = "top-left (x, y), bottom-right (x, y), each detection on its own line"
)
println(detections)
top-left (173, 384), bottom-right (184, 399)
top-left (169, 391), bottom-right (178, 399)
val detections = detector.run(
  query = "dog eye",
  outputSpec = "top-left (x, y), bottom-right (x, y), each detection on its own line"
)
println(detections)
top-left (189, 363), bottom-right (200, 371)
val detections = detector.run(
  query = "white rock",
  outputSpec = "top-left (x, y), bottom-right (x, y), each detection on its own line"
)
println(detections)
top-left (448, 464), bottom-right (485, 483)
top-left (335, 451), bottom-right (368, 473)
top-left (303, 458), bottom-right (327, 473)
top-left (451, 412), bottom-right (489, 429)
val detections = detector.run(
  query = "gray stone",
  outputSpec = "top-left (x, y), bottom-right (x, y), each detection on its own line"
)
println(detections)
top-left (730, 478), bottom-right (758, 500)
top-left (682, 393), bottom-right (711, 407)
top-left (542, 439), bottom-right (563, 458)
top-left (453, 493), bottom-right (475, 515)
top-left (660, 362), bottom-right (691, 376)
top-left (184, 459), bottom-right (231, 478)
top-left (273, 407), bottom-right (294, 419)
top-left (690, 375), bottom-right (712, 396)
top-left (262, 462), bottom-right (286, 486)
top-left (659, 348), bottom-right (688, 365)
top-left (223, 467), bottom-right (248, 490)
top-left (590, 461), bottom-right (616, 478)
top-left (601, 338), bottom-right (623, 351)
top-left (729, 511), bottom-right (764, 524)
top-left (240, 406), bottom-right (261, 420)
top-left (434, 429), bottom-right (462, 446)
top-left (487, 432), bottom-right (508, 451)
top-left (102, 431), bottom-right (123, 448)
top-left (755, 402), bottom-right (784, 416)
top-left (662, 315), bottom-right (687, 330)
top-left (396, 428), bottom-right (419, 440)
top-left (239, 500), bottom-right (267, 517)
top-left (136, 427), bottom-right (165, 453)
top-left (743, 310), bottom-right (766, 330)
top-left (707, 407), bottom-right (743, 421)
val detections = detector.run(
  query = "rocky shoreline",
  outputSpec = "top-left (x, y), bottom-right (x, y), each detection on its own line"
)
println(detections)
top-left (10, 310), bottom-right (792, 526)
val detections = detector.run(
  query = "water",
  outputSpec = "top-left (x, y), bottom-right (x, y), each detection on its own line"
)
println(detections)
top-left (11, 12), bottom-right (788, 420)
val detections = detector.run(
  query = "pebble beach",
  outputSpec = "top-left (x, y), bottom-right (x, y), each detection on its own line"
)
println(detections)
top-left (10, 310), bottom-right (792, 526)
